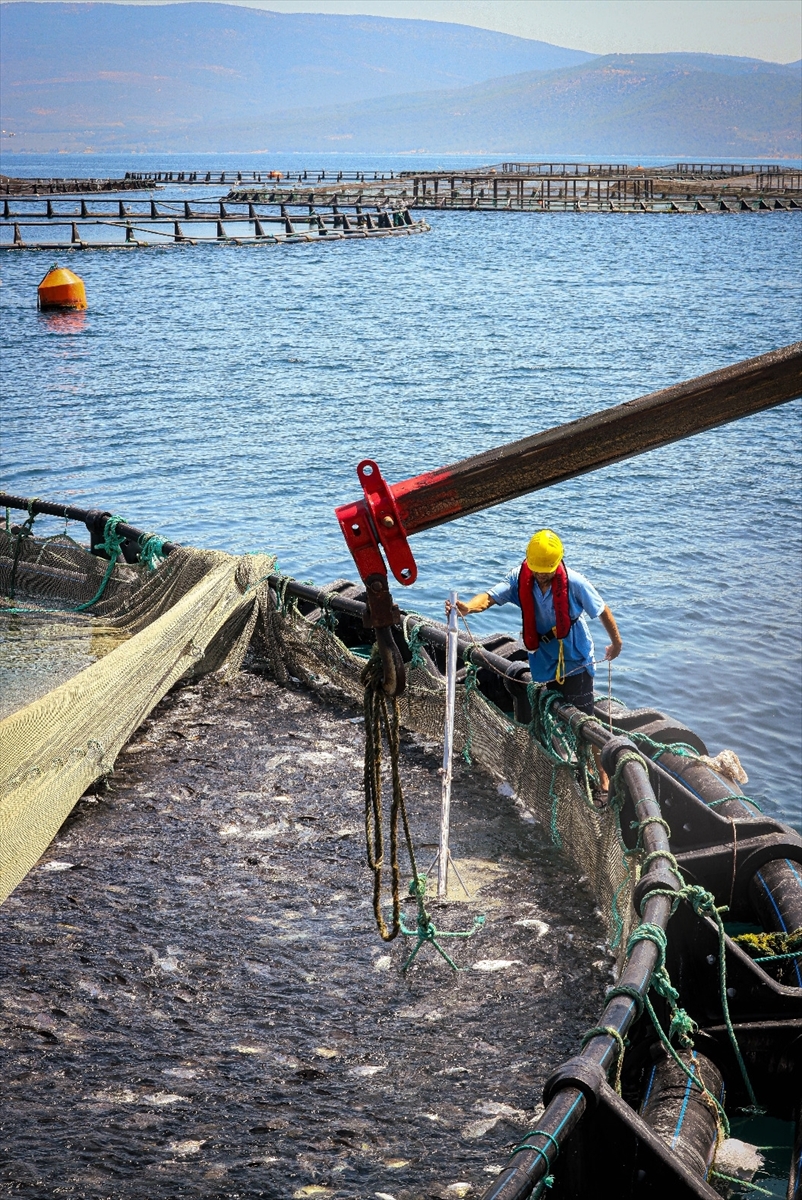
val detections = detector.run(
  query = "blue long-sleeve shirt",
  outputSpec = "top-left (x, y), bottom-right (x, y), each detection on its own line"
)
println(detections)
top-left (487, 565), bottom-right (606, 682)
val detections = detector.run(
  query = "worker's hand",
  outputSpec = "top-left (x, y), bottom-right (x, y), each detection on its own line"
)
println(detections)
top-left (445, 599), bottom-right (470, 616)
top-left (603, 639), bottom-right (622, 661)
top-left (446, 593), bottom-right (494, 617)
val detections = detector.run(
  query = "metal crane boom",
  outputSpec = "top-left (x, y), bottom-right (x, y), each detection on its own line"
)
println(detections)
top-left (334, 341), bottom-right (802, 693)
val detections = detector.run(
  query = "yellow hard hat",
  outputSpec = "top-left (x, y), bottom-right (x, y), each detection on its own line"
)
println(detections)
top-left (526, 529), bottom-right (563, 572)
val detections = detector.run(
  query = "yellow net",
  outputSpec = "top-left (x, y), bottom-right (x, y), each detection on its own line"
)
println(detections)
top-left (0, 529), bottom-right (276, 902)
top-left (1, 528), bottom-right (633, 955)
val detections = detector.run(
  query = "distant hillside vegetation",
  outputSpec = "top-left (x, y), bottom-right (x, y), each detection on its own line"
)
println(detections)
top-left (0, 4), bottom-right (797, 157)
top-left (0, 1), bottom-right (592, 151)
top-left (229, 53), bottom-right (801, 159)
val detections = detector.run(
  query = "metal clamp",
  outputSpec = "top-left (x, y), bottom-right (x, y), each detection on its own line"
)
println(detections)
top-left (335, 459), bottom-right (418, 588)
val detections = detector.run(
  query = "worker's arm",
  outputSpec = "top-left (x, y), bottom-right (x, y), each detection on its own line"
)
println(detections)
top-left (599, 604), bottom-right (622, 661)
top-left (447, 592), bottom-right (497, 617)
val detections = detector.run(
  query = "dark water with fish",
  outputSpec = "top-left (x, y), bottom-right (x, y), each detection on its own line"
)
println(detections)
top-left (1, 153), bottom-right (801, 831)
top-left (0, 670), bottom-right (610, 1199)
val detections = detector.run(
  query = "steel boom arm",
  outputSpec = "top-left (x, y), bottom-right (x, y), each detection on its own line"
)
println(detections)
top-left (338, 341), bottom-right (801, 580)
top-left (335, 341), bottom-right (801, 692)
top-left (391, 340), bottom-right (802, 536)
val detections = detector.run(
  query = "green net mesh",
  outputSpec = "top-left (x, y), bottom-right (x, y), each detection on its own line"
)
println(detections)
top-left (0, 528), bottom-right (634, 956)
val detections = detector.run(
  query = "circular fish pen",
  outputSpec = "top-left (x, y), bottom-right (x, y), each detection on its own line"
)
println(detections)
top-left (1, 483), bottom-right (800, 1198)
top-left (0, 195), bottom-right (429, 252)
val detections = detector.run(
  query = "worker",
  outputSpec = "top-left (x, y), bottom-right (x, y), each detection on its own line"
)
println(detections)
top-left (449, 528), bottom-right (622, 795)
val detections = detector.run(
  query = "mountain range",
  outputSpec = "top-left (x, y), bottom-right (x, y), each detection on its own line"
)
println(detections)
top-left (1, 3), bottom-right (799, 157)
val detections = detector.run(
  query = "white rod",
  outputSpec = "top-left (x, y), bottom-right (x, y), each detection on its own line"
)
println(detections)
top-left (438, 590), bottom-right (459, 898)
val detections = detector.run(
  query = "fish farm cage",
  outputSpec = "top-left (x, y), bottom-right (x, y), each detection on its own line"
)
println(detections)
top-left (0, 197), bottom-right (428, 251)
top-left (2, 485), bottom-right (800, 1200)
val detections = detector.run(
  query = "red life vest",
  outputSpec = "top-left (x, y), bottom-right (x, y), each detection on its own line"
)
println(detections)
top-left (518, 560), bottom-right (571, 652)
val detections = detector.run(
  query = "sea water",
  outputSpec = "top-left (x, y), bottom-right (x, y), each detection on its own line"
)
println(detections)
top-left (1, 153), bottom-right (801, 831)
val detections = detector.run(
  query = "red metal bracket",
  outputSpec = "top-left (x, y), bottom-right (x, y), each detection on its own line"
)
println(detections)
top-left (334, 458), bottom-right (418, 587)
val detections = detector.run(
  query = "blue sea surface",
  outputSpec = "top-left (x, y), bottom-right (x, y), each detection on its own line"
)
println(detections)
top-left (1, 154), bottom-right (801, 830)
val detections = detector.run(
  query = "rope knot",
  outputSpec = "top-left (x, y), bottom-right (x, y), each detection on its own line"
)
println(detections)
top-left (138, 532), bottom-right (166, 571)
top-left (680, 884), bottom-right (719, 917)
top-left (669, 1006), bottom-right (698, 1049)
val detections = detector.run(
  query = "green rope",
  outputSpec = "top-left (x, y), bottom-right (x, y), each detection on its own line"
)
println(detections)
top-left (402, 615), bottom-right (430, 671)
top-left (627, 814), bottom-right (671, 854)
top-left (708, 794), bottom-right (764, 813)
top-left (604, 981), bottom-right (646, 1018)
top-left (137, 532), bottom-right (166, 570)
top-left (74, 515), bottom-right (127, 611)
top-left (315, 594), bottom-right (337, 631)
top-left (626, 731), bottom-right (701, 761)
top-left (708, 1170), bottom-right (773, 1195)
top-left (398, 875), bottom-right (485, 972)
top-left (267, 572), bottom-right (303, 616)
top-left (529, 687), bottom-right (602, 824)
top-left (628, 923), bottom-right (678, 1011)
top-left (509, 1127), bottom-right (559, 1191)
top-left (609, 749), bottom-right (647, 812)
top-left (8, 499), bottom-right (38, 600)
top-left (626, 921), bottom-right (699, 1044)
top-left (528, 687), bottom-right (571, 848)
top-left (733, 927), bottom-right (802, 965)
top-left (640, 848), bottom-right (683, 879)
top-left (614, 725), bottom-right (764, 814)
top-left (580, 1025), bottom-right (627, 1093)
top-left (462, 655), bottom-right (479, 766)
top-left (569, 712), bottom-right (603, 806)
top-left (642, 996), bottom-right (730, 1139)
top-left (646, 884), bottom-right (761, 1111)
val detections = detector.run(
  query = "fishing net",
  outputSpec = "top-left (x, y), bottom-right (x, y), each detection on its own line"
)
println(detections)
top-left (0, 527), bottom-right (633, 956)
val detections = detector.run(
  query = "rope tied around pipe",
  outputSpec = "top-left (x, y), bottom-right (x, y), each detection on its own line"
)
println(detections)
top-left (74, 515), bottom-right (127, 611)
top-left (137, 532), bottom-right (167, 571)
top-left (8, 497), bottom-right (39, 600)
top-left (314, 593), bottom-right (338, 631)
top-left (527, 687), bottom-right (603, 849)
top-left (403, 618), bottom-right (427, 670)
top-left (580, 1025), bottom-right (628, 1093)
top-left (4, 511), bottom-right (131, 615)
top-left (461, 653), bottom-right (480, 766)
top-left (609, 749), bottom-right (647, 812)
top-left (634, 881), bottom-right (762, 1117)
top-left (508, 1127), bottom-right (558, 1193)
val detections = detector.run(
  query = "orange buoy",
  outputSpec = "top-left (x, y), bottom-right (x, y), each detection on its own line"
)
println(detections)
top-left (37, 265), bottom-right (87, 311)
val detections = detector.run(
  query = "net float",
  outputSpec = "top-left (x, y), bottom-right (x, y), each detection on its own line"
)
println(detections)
top-left (37, 264), bottom-right (87, 311)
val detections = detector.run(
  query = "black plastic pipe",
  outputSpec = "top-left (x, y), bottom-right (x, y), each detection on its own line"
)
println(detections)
top-left (265, 574), bottom-right (529, 682)
top-left (0, 493), bottom-right (179, 555)
top-left (480, 724), bottom-right (680, 1200)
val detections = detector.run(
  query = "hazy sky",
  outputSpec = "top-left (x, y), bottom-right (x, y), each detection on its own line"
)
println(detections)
top-left (10, 0), bottom-right (802, 62)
